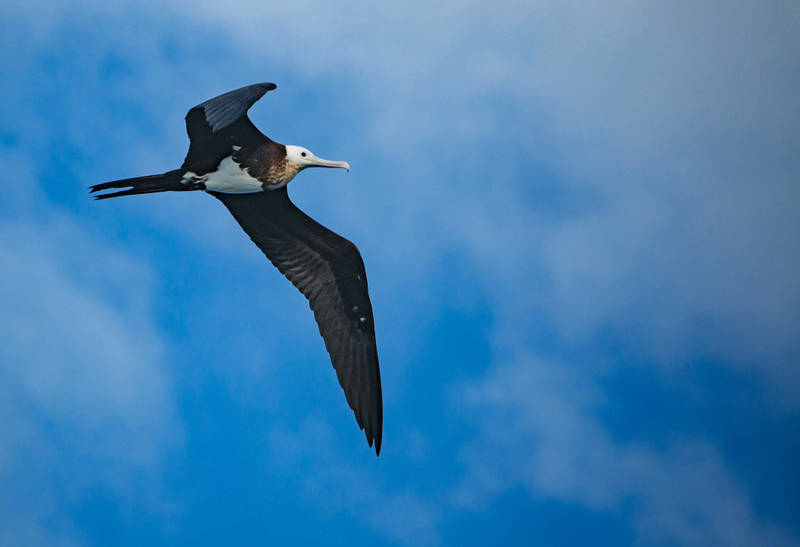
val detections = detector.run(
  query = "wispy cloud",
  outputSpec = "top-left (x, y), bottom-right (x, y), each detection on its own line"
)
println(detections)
top-left (454, 355), bottom-right (797, 546)
top-left (173, 0), bottom-right (800, 397)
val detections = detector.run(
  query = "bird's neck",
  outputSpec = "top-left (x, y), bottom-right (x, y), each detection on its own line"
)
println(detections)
top-left (241, 142), bottom-right (300, 189)
top-left (265, 157), bottom-right (301, 188)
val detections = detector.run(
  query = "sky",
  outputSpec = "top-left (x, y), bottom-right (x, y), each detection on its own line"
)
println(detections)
top-left (1, 1), bottom-right (799, 545)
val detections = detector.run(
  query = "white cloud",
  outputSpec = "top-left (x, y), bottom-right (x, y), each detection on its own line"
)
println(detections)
top-left (164, 0), bottom-right (800, 398)
top-left (454, 355), bottom-right (798, 546)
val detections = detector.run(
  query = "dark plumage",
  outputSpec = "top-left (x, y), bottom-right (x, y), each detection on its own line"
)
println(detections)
top-left (91, 83), bottom-right (382, 454)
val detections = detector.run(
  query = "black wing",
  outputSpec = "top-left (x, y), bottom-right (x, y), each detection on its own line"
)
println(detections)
top-left (210, 188), bottom-right (383, 454)
top-left (183, 83), bottom-right (277, 173)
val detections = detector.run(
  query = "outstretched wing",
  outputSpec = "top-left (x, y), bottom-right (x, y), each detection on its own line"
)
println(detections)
top-left (210, 188), bottom-right (383, 454)
top-left (183, 83), bottom-right (277, 173)
top-left (193, 82), bottom-right (276, 133)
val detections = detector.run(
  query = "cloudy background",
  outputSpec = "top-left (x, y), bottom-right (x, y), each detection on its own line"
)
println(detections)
top-left (1, 1), bottom-right (798, 545)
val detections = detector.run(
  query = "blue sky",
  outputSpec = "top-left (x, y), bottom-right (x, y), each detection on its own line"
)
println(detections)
top-left (1, 1), bottom-right (799, 545)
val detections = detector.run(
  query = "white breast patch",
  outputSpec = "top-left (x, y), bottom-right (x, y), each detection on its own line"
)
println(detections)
top-left (204, 156), bottom-right (264, 194)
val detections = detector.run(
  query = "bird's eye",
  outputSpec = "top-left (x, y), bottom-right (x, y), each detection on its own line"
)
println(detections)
top-left (301, 152), bottom-right (307, 157)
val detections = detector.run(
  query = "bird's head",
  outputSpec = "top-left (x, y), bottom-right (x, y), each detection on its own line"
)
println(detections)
top-left (285, 145), bottom-right (350, 173)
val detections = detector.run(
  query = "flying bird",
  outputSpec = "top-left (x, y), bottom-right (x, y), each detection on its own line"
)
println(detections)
top-left (91, 83), bottom-right (382, 454)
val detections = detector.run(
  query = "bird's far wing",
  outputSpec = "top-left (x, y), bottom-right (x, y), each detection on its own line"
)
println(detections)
top-left (210, 188), bottom-right (383, 455)
top-left (183, 83), bottom-right (276, 172)
top-left (190, 82), bottom-right (276, 134)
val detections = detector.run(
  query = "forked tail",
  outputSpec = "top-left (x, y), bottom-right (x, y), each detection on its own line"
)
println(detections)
top-left (90, 169), bottom-right (197, 200)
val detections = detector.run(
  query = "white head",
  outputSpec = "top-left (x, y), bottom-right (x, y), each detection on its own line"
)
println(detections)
top-left (285, 145), bottom-right (350, 172)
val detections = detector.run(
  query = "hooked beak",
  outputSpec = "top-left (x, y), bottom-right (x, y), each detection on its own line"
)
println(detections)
top-left (305, 154), bottom-right (350, 172)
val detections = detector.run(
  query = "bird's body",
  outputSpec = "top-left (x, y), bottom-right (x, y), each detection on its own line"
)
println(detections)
top-left (91, 83), bottom-right (382, 454)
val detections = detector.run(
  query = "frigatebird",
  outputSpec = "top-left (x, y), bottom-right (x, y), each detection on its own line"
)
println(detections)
top-left (91, 83), bottom-right (382, 454)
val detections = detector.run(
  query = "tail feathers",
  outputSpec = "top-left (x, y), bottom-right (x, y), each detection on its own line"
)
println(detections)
top-left (90, 170), bottom-right (194, 200)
